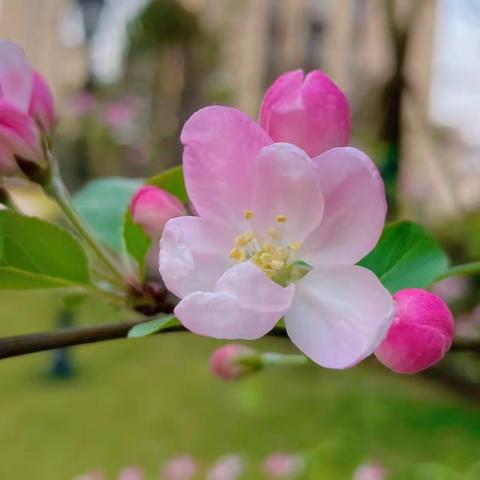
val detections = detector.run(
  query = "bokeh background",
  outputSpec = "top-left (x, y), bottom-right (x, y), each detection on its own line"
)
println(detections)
top-left (2, 0), bottom-right (480, 478)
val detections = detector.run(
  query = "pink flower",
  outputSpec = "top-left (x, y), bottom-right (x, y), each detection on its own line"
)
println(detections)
top-left (209, 344), bottom-right (258, 381)
top-left (28, 71), bottom-right (55, 134)
top-left (72, 91), bottom-right (96, 116)
top-left (262, 453), bottom-right (304, 479)
top-left (207, 455), bottom-right (244, 480)
top-left (259, 70), bottom-right (350, 157)
top-left (102, 99), bottom-right (138, 132)
top-left (0, 41), bottom-right (54, 174)
top-left (159, 74), bottom-right (393, 369)
top-left (117, 466), bottom-right (143, 480)
top-left (162, 455), bottom-right (198, 480)
top-left (352, 462), bottom-right (387, 480)
top-left (375, 289), bottom-right (454, 374)
top-left (130, 185), bottom-right (186, 240)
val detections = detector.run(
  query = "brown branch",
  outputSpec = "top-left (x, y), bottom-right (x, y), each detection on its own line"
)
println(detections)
top-left (0, 320), bottom-right (478, 360)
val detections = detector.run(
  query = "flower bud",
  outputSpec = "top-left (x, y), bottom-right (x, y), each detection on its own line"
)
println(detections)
top-left (117, 466), bottom-right (143, 480)
top-left (29, 71), bottom-right (55, 134)
top-left (209, 343), bottom-right (260, 381)
top-left (259, 69), bottom-right (350, 157)
top-left (262, 453), bottom-right (304, 479)
top-left (207, 455), bottom-right (244, 480)
top-left (0, 42), bottom-right (48, 176)
top-left (353, 462), bottom-right (386, 480)
top-left (130, 186), bottom-right (186, 239)
top-left (375, 288), bottom-right (454, 374)
top-left (162, 455), bottom-right (198, 480)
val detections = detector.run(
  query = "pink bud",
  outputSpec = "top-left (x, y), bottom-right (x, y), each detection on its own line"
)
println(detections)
top-left (117, 466), bottom-right (143, 480)
top-left (28, 71), bottom-right (55, 134)
top-left (353, 462), bottom-right (387, 480)
top-left (73, 470), bottom-right (104, 480)
top-left (162, 455), bottom-right (198, 480)
top-left (209, 344), bottom-right (259, 381)
top-left (262, 453), bottom-right (304, 479)
top-left (259, 69), bottom-right (350, 157)
top-left (375, 289), bottom-right (454, 374)
top-left (130, 186), bottom-right (186, 239)
top-left (0, 41), bottom-right (44, 174)
top-left (207, 455), bottom-right (244, 480)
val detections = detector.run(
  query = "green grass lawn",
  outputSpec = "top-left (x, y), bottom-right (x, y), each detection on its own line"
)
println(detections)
top-left (1, 291), bottom-right (480, 479)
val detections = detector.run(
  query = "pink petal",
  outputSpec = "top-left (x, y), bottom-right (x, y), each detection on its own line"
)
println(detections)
top-left (181, 106), bottom-right (272, 227)
top-left (175, 262), bottom-right (294, 339)
top-left (28, 71), bottom-right (55, 133)
top-left (300, 147), bottom-right (387, 266)
top-left (259, 70), bottom-right (350, 157)
top-left (159, 216), bottom-right (234, 298)
top-left (0, 100), bottom-right (41, 164)
top-left (251, 143), bottom-right (323, 243)
top-left (285, 265), bottom-right (394, 368)
top-left (0, 41), bottom-right (33, 112)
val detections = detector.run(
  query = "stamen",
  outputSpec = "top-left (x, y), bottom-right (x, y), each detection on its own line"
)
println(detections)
top-left (289, 241), bottom-right (301, 251)
top-left (271, 260), bottom-right (285, 270)
top-left (260, 252), bottom-right (272, 265)
top-left (235, 231), bottom-right (255, 246)
top-left (244, 209), bottom-right (254, 220)
top-left (276, 214), bottom-right (287, 223)
top-left (230, 247), bottom-right (246, 262)
top-left (267, 227), bottom-right (278, 238)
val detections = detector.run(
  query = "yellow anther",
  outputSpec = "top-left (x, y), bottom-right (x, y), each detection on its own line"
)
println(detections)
top-left (271, 260), bottom-right (285, 270)
top-left (230, 247), bottom-right (246, 262)
top-left (244, 209), bottom-right (254, 220)
top-left (289, 241), bottom-right (301, 251)
top-left (260, 252), bottom-right (272, 265)
top-left (235, 231), bottom-right (255, 246)
top-left (276, 214), bottom-right (287, 223)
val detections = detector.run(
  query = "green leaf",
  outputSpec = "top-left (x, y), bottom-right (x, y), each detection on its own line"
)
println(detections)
top-left (123, 210), bottom-right (151, 275)
top-left (0, 267), bottom-right (78, 289)
top-left (147, 165), bottom-right (188, 203)
top-left (127, 315), bottom-right (178, 338)
top-left (74, 177), bottom-right (143, 250)
top-left (0, 210), bottom-right (91, 285)
top-left (359, 221), bottom-right (449, 293)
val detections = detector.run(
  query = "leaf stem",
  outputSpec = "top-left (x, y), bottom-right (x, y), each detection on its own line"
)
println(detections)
top-left (44, 173), bottom-right (126, 285)
top-left (435, 261), bottom-right (480, 282)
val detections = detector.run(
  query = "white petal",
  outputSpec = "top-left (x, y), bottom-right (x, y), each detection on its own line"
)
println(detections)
top-left (285, 265), bottom-right (394, 368)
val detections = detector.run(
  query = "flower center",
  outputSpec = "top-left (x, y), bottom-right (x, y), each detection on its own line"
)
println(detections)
top-left (229, 209), bottom-right (302, 283)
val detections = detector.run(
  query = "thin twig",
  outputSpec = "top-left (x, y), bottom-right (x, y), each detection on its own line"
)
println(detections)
top-left (0, 321), bottom-right (476, 361)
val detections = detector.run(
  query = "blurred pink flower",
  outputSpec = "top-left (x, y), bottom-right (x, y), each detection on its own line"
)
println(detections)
top-left (207, 455), bottom-right (244, 480)
top-left (262, 452), bottom-right (304, 479)
top-left (117, 466), bottom-right (143, 480)
top-left (432, 276), bottom-right (469, 303)
top-left (162, 455), bottom-right (198, 480)
top-left (209, 343), bottom-right (258, 381)
top-left (102, 99), bottom-right (138, 132)
top-left (130, 185), bottom-right (186, 240)
top-left (259, 69), bottom-right (350, 157)
top-left (72, 91), bottom-right (96, 117)
top-left (352, 461), bottom-right (387, 480)
top-left (160, 86), bottom-right (393, 368)
top-left (376, 289), bottom-right (454, 374)
top-left (0, 41), bottom-right (49, 174)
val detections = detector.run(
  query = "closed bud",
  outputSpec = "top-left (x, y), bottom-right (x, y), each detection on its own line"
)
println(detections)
top-left (375, 288), bottom-right (454, 374)
top-left (130, 186), bottom-right (186, 239)
top-left (209, 343), bottom-right (260, 381)
top-left (29, 71), bottom-right (56, 135)
top-left (259, 69), bottom-right (350, 157)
